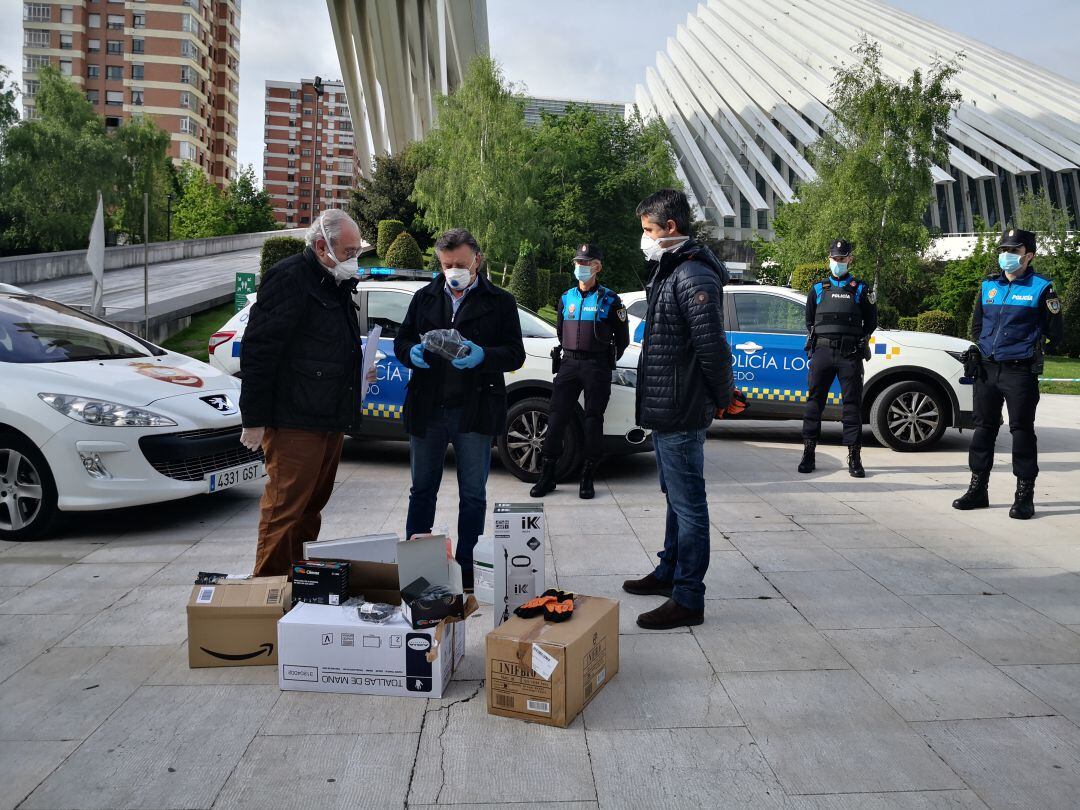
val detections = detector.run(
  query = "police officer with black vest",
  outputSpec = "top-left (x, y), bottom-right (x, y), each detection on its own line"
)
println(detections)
top-left (799, 239), bottom-right (877, 477)
top-left (952, 228), bottom-right (1062, 520)
top-left (531, 243), bottom-right (630, 499)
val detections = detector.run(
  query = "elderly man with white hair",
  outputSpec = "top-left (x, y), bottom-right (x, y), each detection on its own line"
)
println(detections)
top-left (239, 209), bottom-right (372, 577)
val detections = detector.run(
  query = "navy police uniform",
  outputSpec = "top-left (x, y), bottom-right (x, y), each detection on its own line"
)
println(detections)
top-left (801, 240), bottom-right (878, 453)
top-left (535, 244), bottom-right (629, 496)
top-left (955, 228), bottom-right (1062, 518)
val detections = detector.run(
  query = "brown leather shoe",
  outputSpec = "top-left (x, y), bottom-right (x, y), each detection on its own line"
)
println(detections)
top-left (636, 598), bottom-right (704, 630)
top-left (621, 573), bottom-right (673, 597)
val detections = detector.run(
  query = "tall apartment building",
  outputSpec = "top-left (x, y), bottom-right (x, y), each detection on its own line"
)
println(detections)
top-left (21, 0), bottom-right (241, 187)
top-left (263, 78), bottom-right (357, 227)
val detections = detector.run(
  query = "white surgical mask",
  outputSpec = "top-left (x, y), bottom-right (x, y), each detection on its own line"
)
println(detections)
top-left (319, 221), bottom-right (359, 283)
top-left (640, 233), bottom-right (688, 262)
top-left (444, 263), bottom-right (473, 290)
top-left (829, 259), bottom-right (849, 278)
top-left (574, 264), bottom-right (594, 283)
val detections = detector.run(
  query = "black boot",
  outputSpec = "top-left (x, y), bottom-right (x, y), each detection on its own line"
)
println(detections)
top-left (579, 461), bottom-right (595, 500)
top-left (847, 444), bottom-right (866, 478)
top-left (952, 472), bottom-right (990, 510)
top-left (636, 598), bottom-right (704, 630)
top-left (798, 440), bottom-right (816, 474)
top-left (621, 573), bottom-right (673, 597)
top-left (529, 460), bottom-right (557, 498)
top-left (1009, 478), bottom-right (1036, 520)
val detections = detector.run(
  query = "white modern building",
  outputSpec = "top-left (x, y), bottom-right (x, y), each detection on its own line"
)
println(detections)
top-left (522, 96), bottom-right (628, 128)
top-left (637, 0), bottom-right (1080, 242)
top-left (325, 0), bottom-right (488, 177)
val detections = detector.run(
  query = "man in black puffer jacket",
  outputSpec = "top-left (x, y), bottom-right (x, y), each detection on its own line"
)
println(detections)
top-left (622, 189), bottom-right (734, 630)
top-left (239, 209), bottom-right (370, 577)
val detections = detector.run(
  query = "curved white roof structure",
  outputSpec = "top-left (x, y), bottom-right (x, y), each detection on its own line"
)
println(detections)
top-left (638, 0), bottom-right (1080, 241)
top-left (327, 0), bottom-right (489, 176)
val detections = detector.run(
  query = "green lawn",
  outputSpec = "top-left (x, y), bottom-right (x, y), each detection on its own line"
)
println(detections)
top-left (1040, 356), bottom-right (1080, 395)
top-left (161, 303), bottom-right (235, 362)
top-left (537, 305), bottom-right (557, 325)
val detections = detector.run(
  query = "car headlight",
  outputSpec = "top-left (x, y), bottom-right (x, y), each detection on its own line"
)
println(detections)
top-left (611, 368), bottom-right (638, 388)
top-left (38, 393), bottom-right (177, 427)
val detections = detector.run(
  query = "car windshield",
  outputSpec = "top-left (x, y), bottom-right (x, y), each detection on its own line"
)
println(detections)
top-left (0, 294), bottom-right (161, 364)
top-left (519, 307), bottom-right (557, 339)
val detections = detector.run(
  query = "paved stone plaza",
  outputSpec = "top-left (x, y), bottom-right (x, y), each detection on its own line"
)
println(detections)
top-left (1, 397), bottom-right (1079, 809)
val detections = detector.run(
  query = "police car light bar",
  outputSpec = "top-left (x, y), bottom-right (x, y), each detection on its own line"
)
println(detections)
top-left (361, 267), bottom-right (437, 279)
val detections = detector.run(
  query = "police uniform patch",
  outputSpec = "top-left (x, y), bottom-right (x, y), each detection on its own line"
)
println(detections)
top-left (695, 291), bottom-right (709, 305)
top-left (1048, 297), bottom-right (1061, 315)
top-left (988, 288), bottom-right (997, 300)
top-left (568, 303), bottom-right (576, 314)
top-left (617, 307), bottom-right (627, 322)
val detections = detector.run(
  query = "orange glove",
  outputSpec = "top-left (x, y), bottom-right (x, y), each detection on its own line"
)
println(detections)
top-left (715, 389), bottom-right (748, 419)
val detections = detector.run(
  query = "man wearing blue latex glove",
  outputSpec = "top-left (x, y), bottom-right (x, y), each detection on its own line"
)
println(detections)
top-left (394, 228), bottom-right (526, 591)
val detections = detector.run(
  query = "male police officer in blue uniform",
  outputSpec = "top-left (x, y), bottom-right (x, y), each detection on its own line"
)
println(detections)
top-left (531, 243), bottom-right (630, 499)
top-left (953, 228), bottom-right (1062, 520)
top-left (799, 239), bottom-right (877, 477)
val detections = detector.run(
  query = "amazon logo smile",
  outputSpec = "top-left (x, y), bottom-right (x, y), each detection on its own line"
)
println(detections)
top-left (199, 643), bottom-right (274, 661)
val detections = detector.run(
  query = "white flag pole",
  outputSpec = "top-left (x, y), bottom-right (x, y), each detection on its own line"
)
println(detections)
top-left (87, 191), bottom-right (105, 317)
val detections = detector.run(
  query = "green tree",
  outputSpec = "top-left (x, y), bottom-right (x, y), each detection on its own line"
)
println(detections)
top-left (383, 231), bottom-right (423, 269)
top-left (507, 241), bottom-right (539, 311)
top-left (349, 146), bottom-right (430, 248)
top-left (376, 219), bottom-right (405, 258)
top-left (0, 68), bottom-right (120, 253)
top-left (259, 236), bottom-right (305, 282)
top-left (412, 57), bottom-right (546, 269)
top-left (171, 163), bottom-right (232, 240)
top-left (112, 115), bottom-right (172, 244)
top-left (924, 221), bottom-right (997, 335)
top-left (759, 40), bottom-right (961, 298)
top-left (533, 105), bottom-right (677, 293)
top-left (225, 164), bottom-right (277, 234)
top-left (0, 64), bottom-right (18, 139)
top-left (1014, 191), bottom-right (1079, 295)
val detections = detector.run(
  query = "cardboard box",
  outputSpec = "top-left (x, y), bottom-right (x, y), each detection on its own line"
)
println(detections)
top-left (187, 576), bottom-right (290, 668)
top-left (486, 595), bottom-right (619, 727)
top-left (492, 503), bottom-right (546, 627)
top-left (304, 534), bottom-right (398, 565)
top-left (292, 559), bottom-right (350, 606)
top-left (277, 598), bottom-right (476, 698)
top-left (398, 532), bottom-right (465, 628)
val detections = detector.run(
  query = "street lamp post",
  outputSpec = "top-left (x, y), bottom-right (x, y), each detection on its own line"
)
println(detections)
top-left (166, 193), bottom-right (173, 241)
top-left (311, 76), bottom-right (324, 225)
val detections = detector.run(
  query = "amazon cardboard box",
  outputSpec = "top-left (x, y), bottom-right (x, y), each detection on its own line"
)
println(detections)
top-left (485, 595), bottom-right (619, 728)
top-left (187, 576), bottom-right (290, 668)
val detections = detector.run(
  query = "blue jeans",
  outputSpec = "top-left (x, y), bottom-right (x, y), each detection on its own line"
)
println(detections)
top-left (405, 407), bottom-right (492, 586)
top-left (650, 429), bottom-right (710, 611)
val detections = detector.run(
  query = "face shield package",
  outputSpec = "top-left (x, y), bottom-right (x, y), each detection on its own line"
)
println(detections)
top-left (357, 602), bottom-right (398, 624)
top-left (421, 329), bottom-right (470, 361)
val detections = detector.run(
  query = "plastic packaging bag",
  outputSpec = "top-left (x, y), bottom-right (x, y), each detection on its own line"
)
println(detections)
top-left (421, 329), bottom-right (470, 361)
top-left (357, 602), bottom-right (397, 624)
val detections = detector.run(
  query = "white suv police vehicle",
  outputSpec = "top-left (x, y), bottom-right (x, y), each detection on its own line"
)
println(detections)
top-left (209, 268), bottom-right (649, 481)
top-left (622, 284), bottom-right (975, 451)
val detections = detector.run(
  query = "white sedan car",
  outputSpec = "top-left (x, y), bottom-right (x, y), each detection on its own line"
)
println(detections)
top-left (622, 284), bottom-right (975, 451)
top-left (1, 290), bottom-right (263, 541)
top-left (209, 269), bottom-right (649, 481)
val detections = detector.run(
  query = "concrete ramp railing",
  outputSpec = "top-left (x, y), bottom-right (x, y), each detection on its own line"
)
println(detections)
top-left (0, 228), bottom-right (306, 286)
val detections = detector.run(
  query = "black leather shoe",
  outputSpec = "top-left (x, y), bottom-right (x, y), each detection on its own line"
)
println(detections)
top-left (847, 444), bottom-right (866, 478)
top-left (952, 472), bottom-right (990, 510)
top-left (798, 440), bottom-right (816, 474)
top-left (530, 460), bottom-right (557, 498)
top-left (1009, 477), bottom-right (1036, 520)
top-left (621, 573), bottom-right (673, 597)
top-left (579, 461), bottom-right (595, 500)
top-left (636, 598), bottom-right (704, 630)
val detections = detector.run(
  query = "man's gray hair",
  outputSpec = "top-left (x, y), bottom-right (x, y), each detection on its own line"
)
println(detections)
top-left (304, 208), bottom-right (357, 249)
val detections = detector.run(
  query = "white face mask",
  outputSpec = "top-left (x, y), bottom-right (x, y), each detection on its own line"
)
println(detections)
top-left (640, 233), bottom-right (688, 262)
top-left (443, 258), bottom-right (475, 291)
top-left (319, 221), bottom-right (359, 283)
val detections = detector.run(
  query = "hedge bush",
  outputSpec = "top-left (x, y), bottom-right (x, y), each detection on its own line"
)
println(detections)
top-left (259, 236), bottom-right (305, 283)
top-left (376, 219), bottom-right (405, 258)
top-left (548, 268), bottom-right (566, 309)
top-left (536, 268), bottom-right (551, 311)
top-left (507, 246), bottom-right (539, 311)
top-left (916, 309), bottom-right (956, 336)
top-left (427, 248), bottom-right (443, 274)
top-left (1061, 269), bottom-right (1080, 357)
top-left (790, 262), bottom-right (827, 292)
top-left (383, 231), bottom-right (423, 270)
top-left (898, 316), bottom-right (919, 331)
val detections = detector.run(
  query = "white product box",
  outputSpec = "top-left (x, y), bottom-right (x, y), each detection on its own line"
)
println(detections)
top-left (492, 503), bottom-right (546, 627)
top-left (303, 534), bottom-right (398, 565)
top-left (277, 602), bottom-right (466, 698)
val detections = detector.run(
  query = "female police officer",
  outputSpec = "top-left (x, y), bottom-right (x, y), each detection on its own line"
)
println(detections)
top-left (953, 228), bottom-right (1062, 520)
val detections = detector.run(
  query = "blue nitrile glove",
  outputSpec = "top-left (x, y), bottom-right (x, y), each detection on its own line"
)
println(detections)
top-left (409, 343), bottom-right (430, 369)
top-left (451, 340), bottom-right (485, 369)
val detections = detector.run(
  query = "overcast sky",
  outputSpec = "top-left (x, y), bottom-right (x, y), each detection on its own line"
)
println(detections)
top-left (2, 0), bottom-right (1077, 183)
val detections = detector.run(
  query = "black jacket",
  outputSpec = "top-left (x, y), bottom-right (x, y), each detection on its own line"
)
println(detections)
top-left (239, 248), bottom-right (363, 432)
top-left (394, 273), bottom-right (526, 438)
top-left (636, 240), bottom-right (734, 431)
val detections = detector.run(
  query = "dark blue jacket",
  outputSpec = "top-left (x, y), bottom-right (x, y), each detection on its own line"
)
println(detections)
top-left (557, 284), bottom-right (629, 357)
top-left (973, 267), bottom-right (1062, 361)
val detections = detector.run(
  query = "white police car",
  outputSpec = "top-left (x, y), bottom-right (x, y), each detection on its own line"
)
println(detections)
top-left (209, 269), bottom-right (649, 481)
top-left (621, 285), bottom-right (975, 451)
top-left (1, 289), bottom-right (260, 541)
